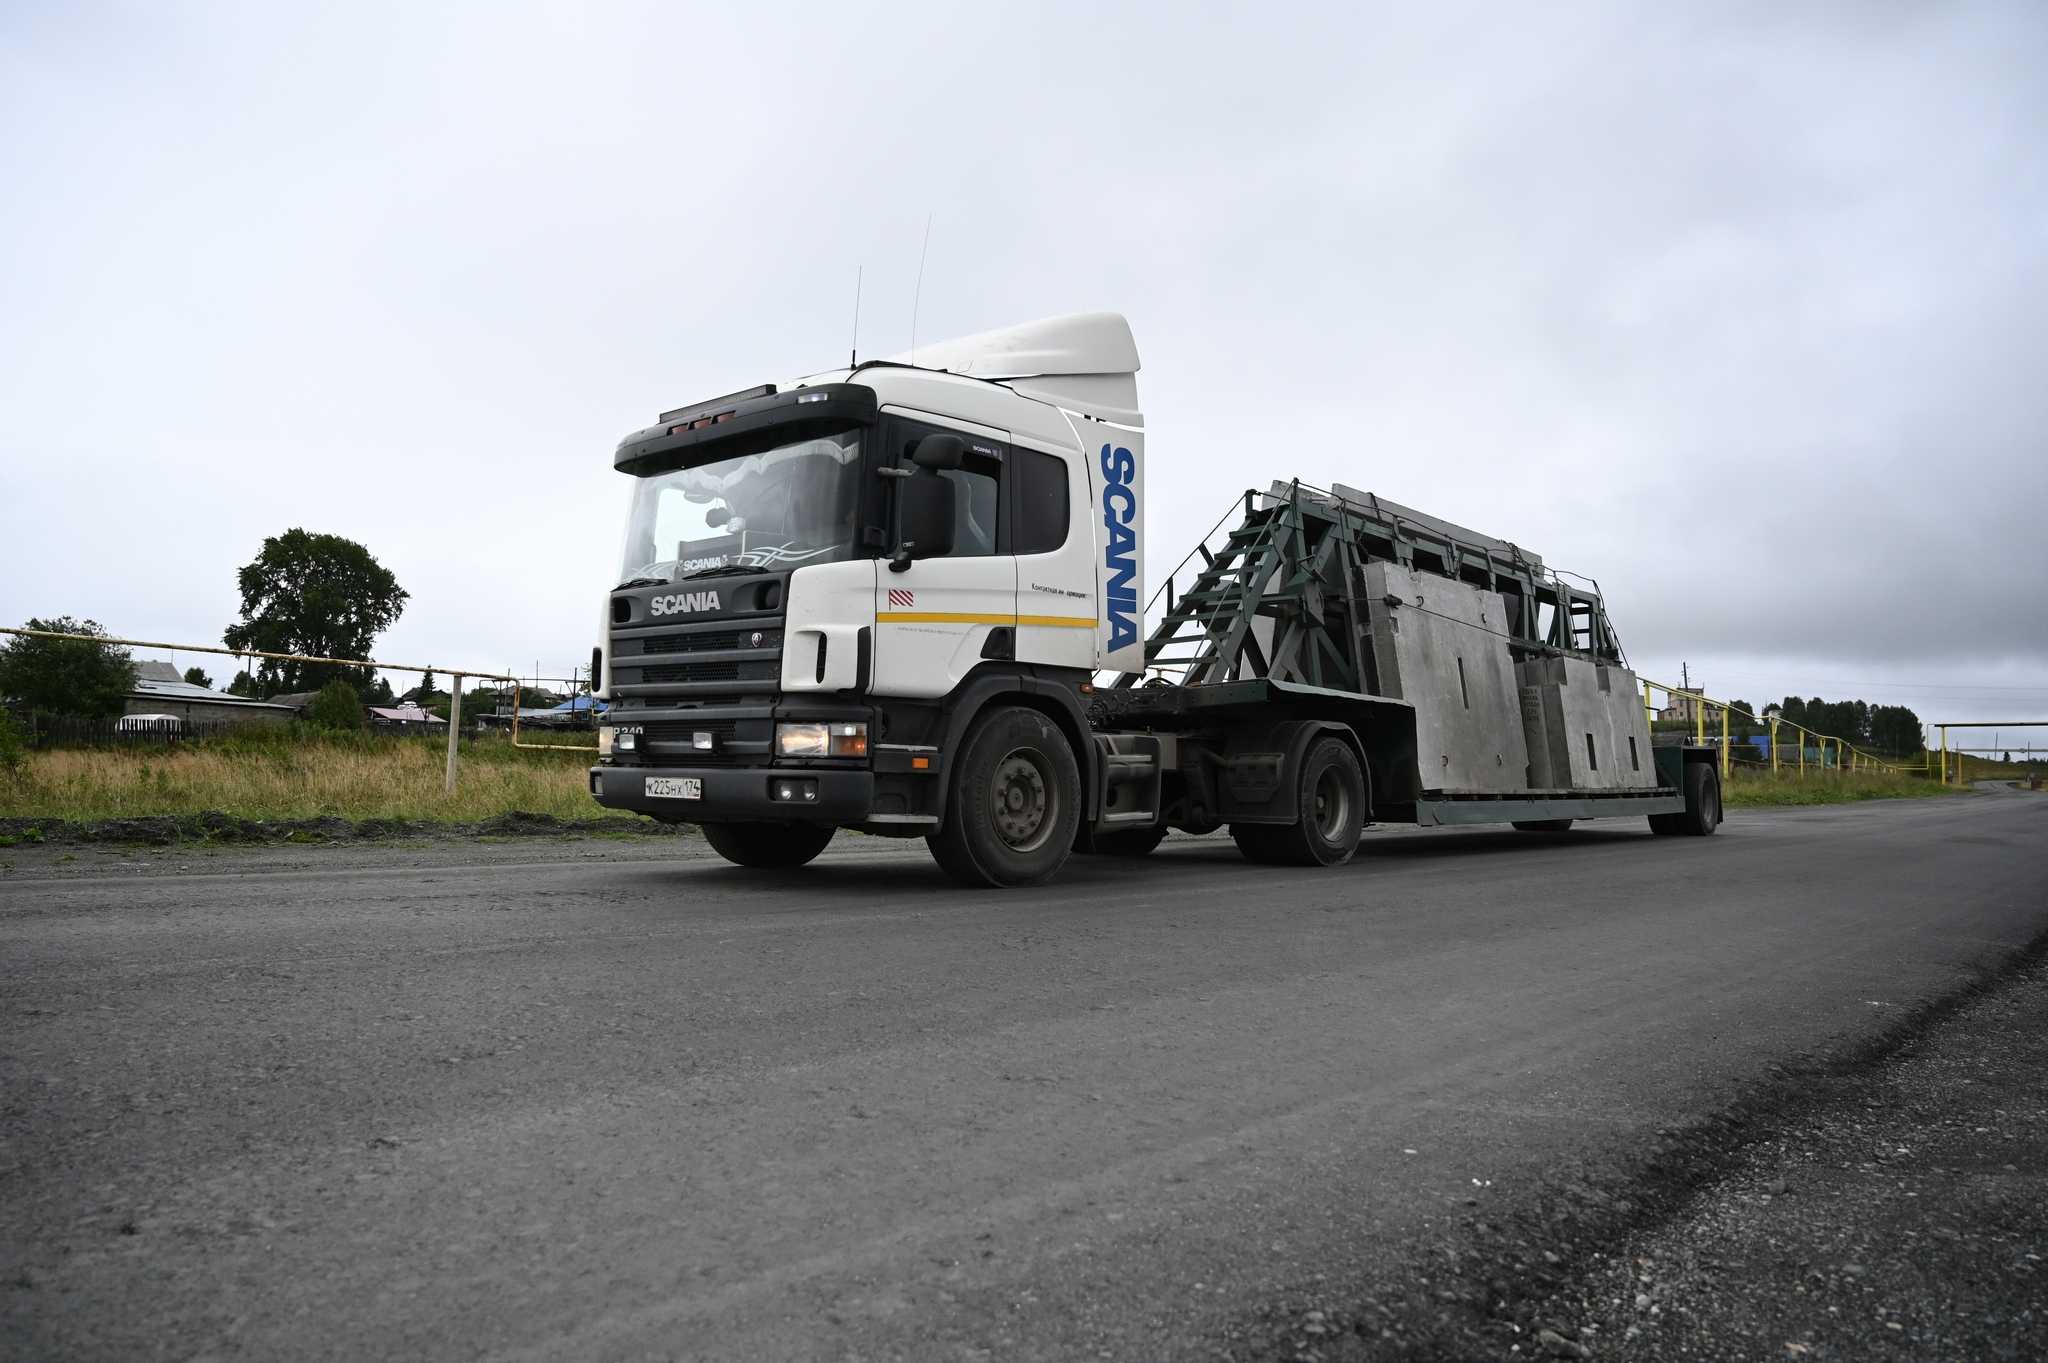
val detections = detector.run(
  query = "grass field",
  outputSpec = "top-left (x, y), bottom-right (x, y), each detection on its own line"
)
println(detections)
top-left (0, 731), bottom-right (634, 825)
top-left (1721, 767), bottom-right (1963, 806)
top-left (0, 731), bottom-right (1997, 831)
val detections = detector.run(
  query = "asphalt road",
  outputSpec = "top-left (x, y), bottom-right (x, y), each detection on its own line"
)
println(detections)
top-left (3, 793), bottom-right (2044, 1361)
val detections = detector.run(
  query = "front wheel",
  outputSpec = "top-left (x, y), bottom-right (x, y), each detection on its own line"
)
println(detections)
top-left (700, 821), bottom-right (836, 868)
top-left (927, 706), bottom-right (1081, 888)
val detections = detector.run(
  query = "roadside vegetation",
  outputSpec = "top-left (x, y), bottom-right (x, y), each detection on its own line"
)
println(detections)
top-left (0, 728), bottom-right (633, 826)
top-left (1721, 766), bottom-right (1962, 806)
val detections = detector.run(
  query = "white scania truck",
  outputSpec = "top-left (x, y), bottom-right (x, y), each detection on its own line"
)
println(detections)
top-left (589, 314), bottom-right (1719, 886)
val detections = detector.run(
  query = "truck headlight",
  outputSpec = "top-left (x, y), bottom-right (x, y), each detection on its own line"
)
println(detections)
top-left (775, 721), bottom-right (868, 757)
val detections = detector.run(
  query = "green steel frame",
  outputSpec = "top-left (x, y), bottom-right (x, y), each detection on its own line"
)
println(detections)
top-left (1115, 480), bottom-right (1627, 696)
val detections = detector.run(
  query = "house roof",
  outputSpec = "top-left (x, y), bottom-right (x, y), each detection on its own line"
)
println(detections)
top-left (368, 704), bottom-right (445, 724)
top-left (129, 675), bottom-right (297, 710)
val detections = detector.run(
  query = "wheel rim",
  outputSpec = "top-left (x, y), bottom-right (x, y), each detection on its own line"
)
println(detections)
top-left (990, 748), bottom-right (1056, 852)
top-left (1704, 781), bottom-right (1720, 828)
top-left (1311, 764), bottom-right (1352, 843)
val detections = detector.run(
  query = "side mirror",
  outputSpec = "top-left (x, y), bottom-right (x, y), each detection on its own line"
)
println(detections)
top-left (704, 505), bottom-right (731, 528)
top-left (890, 473), bottom-right (957, 572)
top-left (911, 433), bottom-right (965, 471)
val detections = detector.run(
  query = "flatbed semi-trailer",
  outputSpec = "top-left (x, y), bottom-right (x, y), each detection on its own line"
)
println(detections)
top-left (589, 314), bottom-right (1719, 885)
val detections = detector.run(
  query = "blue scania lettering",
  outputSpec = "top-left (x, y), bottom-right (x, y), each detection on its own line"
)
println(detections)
top-left (1100, 442), bottom-right (1139, 651)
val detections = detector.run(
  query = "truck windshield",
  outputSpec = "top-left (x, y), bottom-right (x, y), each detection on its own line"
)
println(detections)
top-left (617, 430), bottom-right (863, 585)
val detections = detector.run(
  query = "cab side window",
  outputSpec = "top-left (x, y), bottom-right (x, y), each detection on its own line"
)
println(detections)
top-left (1009, 447), bottom-right (1069, 555)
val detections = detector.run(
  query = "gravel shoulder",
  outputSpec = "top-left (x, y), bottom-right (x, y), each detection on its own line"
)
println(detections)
top-left (1230, 931), bottom-right (2048, 1362)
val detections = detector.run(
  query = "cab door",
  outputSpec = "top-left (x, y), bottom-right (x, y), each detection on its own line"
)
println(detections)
top-left (871, 409), bottom-right (1016, 700)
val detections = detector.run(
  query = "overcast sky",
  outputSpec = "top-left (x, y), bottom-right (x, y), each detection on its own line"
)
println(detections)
top-left (4, 2), bottom-right (2044, 719)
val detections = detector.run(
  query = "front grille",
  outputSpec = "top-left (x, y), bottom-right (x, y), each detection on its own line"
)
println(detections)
top-left (640, 718), bottom-right (756, 767)
top-left (643, 661), bottom-right (742, 684)
top-left (645, 720), bottom-right (740, 744)
top-left (635, 629), bottom-right (780, 656)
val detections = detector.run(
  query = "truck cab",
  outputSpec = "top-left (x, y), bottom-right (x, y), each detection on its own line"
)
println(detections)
top-left (591, 314), bottom-right (1146, 885)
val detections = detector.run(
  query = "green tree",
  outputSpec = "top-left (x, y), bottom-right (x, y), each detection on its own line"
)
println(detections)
top-left (226, 670), bottom-right (258, 698)
top-left (306, 679), bottom-right (367, 731)
top-left (182, 665), bottom-right (214, 689)
top-left (222, 530), bottom-right (408, 693)
top-left (362, 675), bottom-right (395, 706)
top-left (417, 667), bottom-right (437, 700)
top-left (0, 617), bottom-right (137, 718)
top-left (0, 708), bottom-right (28, 782)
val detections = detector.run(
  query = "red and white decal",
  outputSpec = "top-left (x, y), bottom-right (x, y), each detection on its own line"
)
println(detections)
top-left (886, 589), bottom-right (916, 608)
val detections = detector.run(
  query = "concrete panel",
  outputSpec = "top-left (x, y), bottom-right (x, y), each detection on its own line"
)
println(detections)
top-left (1364, 563), bottom-right (1529, 794)
top-left (1515, 656), bottom-right (1656, 792)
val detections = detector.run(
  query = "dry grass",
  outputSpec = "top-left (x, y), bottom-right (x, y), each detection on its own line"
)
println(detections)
top-left (0, 734), bottom-right (629, 824)
top-left (1722, 766), bottom-right (1962, 807)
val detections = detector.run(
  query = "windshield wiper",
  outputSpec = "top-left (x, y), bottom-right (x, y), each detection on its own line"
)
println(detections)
top-left (614, 576), bottom-right (671, 590)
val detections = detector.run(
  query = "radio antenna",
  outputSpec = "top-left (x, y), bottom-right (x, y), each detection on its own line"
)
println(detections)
top-left (849, 264), bottom-right (863, 368)
top-left (910, 212), bottom-right (932, 362)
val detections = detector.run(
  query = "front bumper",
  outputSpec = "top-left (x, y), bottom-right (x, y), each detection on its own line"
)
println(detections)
top-left (590, 764), bottom-right (875, 823)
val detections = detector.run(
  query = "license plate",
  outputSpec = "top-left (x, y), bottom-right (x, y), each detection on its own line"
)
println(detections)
top-left (645, 777), bottom-right (701, 800)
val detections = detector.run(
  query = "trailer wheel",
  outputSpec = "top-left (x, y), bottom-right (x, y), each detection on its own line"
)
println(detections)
top-left (1511, 819), bottom-right (1574, 832)
top-left (1242, 736), bottom-right (1366, 867)
top-left (927, 706), bottom-right (1080, 887)
top-left (1649, 763), bottom-right (1721, 837)
top-left (1082, 826), bottom-right (1169, 857)
top-left (700, 821), bottom-right (836, 868)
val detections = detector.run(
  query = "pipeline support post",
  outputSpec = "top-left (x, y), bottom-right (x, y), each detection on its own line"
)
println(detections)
top-left (1719, 704), bottom-right (1730, 779)
top-left (444, 673), bottom-right (464, 795)
top-left (1770, 719), bottom-right (1779, 774)
top-left (1940, 725), bottom-right (1948, 786)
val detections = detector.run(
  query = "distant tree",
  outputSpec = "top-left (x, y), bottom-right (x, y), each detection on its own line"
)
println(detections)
top-left (306, 679), bottom-right (367, 731)
top-left (226, 670), bottom-right (258, 698)
top-left (417, 668), bottom-right (437, 700)
top-left (361, 675), bottom-right (395, 706)
top-left (2003, 751), bottom-right (2012, 765)
top-left (222, 530), bottom-right (408, 693)
top-left (182, 665), bottom-right (214, 689)
top-left (1869, 704), bottom-right (1924, 756)
top-left (0, 617), bottom-right (136, 718)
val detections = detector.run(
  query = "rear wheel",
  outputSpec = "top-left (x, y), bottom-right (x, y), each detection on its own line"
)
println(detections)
top-left (927, 706), bottom-right (1081, 887)
top-left (700, 821), bottom-right (836, 868)
top-left (1512, 819), bottom-right (1575, 832)
top-left (1234, 736), bottom-right (1366, 867)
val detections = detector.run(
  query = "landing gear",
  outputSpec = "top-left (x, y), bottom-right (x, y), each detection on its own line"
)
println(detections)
top-left (927, 706), bottom-right (1081, 887)
top-left (700, 821), bottom-right (836, 868)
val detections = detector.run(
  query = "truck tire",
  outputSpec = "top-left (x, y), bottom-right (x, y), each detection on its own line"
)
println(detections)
top-left (1512, 819), bottom-right (1574, 832)
top-left (927, 706), bottom-right (1080, 888)
top-left (1083, 825), bottom-right (1169, 857)
top-left (700, 821), bottom-right (836, 868)
top-left (1649, 762), bottom-right (1721, 837)
top-left (1237, 736), bottom-right (1366, 867)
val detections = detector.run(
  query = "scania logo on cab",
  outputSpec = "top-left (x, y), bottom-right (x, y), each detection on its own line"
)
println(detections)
top-left (1100, 442), bottom-right (1139, 651)
top-left (649, 590), bottom-right (722, 617)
